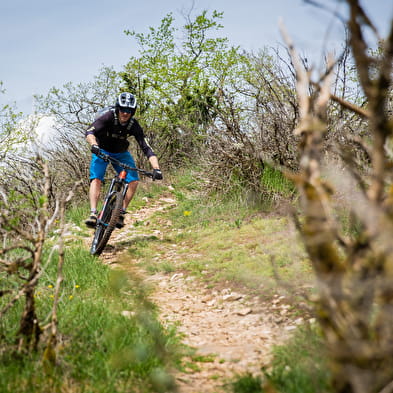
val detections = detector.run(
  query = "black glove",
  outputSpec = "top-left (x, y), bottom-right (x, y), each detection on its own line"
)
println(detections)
top-left (152, 169), bottom-right (163, 180)
top-left (91, 144), bottom-right (100, 155)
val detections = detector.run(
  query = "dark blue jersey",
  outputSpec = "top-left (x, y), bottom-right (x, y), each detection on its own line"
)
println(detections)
top-left (85, 110), bottom-right (156, 157)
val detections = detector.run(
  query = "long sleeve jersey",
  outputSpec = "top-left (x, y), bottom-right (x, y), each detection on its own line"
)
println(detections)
top-left (85, 110), bottom-right (156, 157)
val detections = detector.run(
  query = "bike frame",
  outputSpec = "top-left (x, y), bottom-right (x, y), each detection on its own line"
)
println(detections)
top-left (90, 152), bottom-right (153, 255)
top-left (97, 169), bottom-right (128, 227)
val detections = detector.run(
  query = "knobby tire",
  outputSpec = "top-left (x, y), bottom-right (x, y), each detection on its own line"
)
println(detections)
top-left (90, 191), bottom-right (123, 255)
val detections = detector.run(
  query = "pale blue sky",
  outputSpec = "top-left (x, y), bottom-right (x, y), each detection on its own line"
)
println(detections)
top-left (1, 0), bottom-right (391, 114)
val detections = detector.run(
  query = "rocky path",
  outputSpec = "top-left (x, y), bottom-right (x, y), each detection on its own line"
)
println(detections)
top-left (98, 195), bottom-right (301, 393)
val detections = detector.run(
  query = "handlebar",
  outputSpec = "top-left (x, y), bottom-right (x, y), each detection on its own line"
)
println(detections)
top-left (97, 151), bottom-right (154, 178)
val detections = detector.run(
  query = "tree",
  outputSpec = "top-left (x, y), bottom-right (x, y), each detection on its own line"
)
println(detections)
top-left (121, 10), bottom-right (245, 166)
top-left (34, 67), bottom-right (122, 195)
top-left (282, 1), bottom-right (393, 391)
top-left (0, 82), bottom-right (26, 161)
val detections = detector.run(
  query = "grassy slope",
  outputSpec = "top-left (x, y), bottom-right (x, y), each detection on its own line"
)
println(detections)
top-left (127, 170), bottom-right (313, 303)
top-left (0, 240), bottom-right (182, 393)
top-left (121, 169), bottom-right (330, 393)
top-left (0, 168), bottom-right (328, 393)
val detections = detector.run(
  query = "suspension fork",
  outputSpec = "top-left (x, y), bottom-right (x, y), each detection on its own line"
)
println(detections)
top-left (119, 169), bottom-right (129, 201)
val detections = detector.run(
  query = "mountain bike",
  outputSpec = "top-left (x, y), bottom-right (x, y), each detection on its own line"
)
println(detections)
top-left (90, 152), bottom-right (153, 256)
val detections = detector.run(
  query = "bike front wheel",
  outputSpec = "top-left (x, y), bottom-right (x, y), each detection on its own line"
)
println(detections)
top-left (90, 191), bottom-right (123, 256)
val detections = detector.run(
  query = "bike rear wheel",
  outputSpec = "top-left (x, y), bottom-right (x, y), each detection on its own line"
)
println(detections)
top-left (90, 191), bottom-right (123, 255)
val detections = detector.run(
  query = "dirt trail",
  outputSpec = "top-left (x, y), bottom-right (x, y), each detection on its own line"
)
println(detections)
top-left (98, 195), bottom-right (299, 393)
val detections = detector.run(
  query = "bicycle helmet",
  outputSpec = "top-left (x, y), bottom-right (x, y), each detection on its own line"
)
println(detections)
top-left (115, 92), bottom-right (137, 115)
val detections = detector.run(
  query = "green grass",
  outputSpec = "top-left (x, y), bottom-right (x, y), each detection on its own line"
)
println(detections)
top-left (134, 201), bottom-right (311, 296)
top-left (229, 373), bottom-right (264, 393)
top-left (120, 169), bottom-right (329, 392)
top-left (262, 326), bottom-right (332, 393)
top-left (261, 164), bottom-right (296, 198)
top-left (0, 243), bottom-right (182, 393)
top-left (227, 326), bottom-right (331, 393)
top-left (0, 166), bottom-right (321, 393)
top-left (65, 201), bottom-right (90, 226)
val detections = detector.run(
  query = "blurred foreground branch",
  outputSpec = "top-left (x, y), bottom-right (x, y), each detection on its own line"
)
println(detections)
top-left (281, 1), bottom-right (393, 392)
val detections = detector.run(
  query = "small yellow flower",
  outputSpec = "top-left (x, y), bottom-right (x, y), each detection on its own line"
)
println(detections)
top-left (183, 211), bottom-right (192, 216)
top-left (69, 295), bottom-right (73, 300)
top-left (49, 295), bottom-right (54, 298)
top-left (47, 285), bottom-right (53, 289)
top-left (75, 285), bottom-right (80, 288)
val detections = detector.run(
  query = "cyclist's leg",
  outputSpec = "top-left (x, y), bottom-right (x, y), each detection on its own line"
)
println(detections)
top-left (89, 179), bottom-right (102, 212)
top-left (86, 181), bottom-right (100, 227)
top-left (87, 153), bottom-right (108, 223)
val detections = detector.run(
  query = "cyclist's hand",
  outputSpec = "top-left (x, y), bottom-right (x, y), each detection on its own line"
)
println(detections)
top-left (152, 169), bottom-right (163, 181)
top-left (91, 144), bottom-right (100, 155)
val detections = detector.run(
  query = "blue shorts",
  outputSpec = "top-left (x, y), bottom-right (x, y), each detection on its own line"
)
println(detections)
top-left (89, 149), bottom-right (140, 183)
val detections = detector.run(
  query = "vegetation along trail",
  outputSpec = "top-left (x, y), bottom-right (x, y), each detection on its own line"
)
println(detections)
top-left (96, 189), bottom-right (309, 392)
top-left (1, 3), bottom-right (391, 392)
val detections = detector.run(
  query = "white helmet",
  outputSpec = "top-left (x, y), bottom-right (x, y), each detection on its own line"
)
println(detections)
top-left (115, 92), bottom-right (137, 115)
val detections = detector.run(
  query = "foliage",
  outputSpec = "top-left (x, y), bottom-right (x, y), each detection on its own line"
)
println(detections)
top-left (228, 327), bottom-right (330, 393)
top-left (0, 157), bottom-right (67, 353)
top-left (0, 243), bottom-right (182, 393)
top-left (29, 67), bottom-right (122, 196)
top-left (262, 326), bottom-right (332, 393)
top-left (35, 66), bottom-right (121, 131)
top-left (229, 373), bottom-right (263, 393)
top-left (125, 167), bottom-right (310, 293)
top-left (3, 4), bottom-right (393, 392)
top-left (121, 10), bottom-right (247, 166)
top-left (197, 45), bottom-right (301, 200)
top-left (0, 166), bottom-right (181, 392)
top-left (24, 10), bottom-right (336, 203)
top-left (0, 84), bottom-right (29, 161)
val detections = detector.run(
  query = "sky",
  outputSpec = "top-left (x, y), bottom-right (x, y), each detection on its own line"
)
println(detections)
top-left (0, 0), bottom-right (391, 115)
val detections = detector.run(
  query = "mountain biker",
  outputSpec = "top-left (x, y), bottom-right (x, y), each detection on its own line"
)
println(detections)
top-left (85, 92), bottom-right (162, 229)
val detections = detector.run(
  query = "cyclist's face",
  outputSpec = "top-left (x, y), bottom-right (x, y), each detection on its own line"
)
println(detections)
top-left (119, 109), bottom-right (132, 123)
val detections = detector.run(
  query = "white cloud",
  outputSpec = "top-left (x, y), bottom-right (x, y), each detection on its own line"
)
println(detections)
top-left (34, 115), bottom-right (57, 147)
top-left (13, 114), bottom-right (59, 156)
